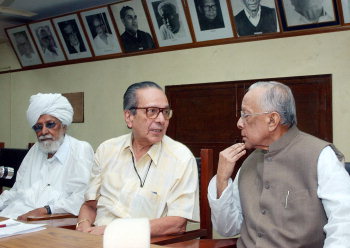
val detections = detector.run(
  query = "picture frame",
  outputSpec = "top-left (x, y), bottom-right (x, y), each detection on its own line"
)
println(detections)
top-left (6, 25), bottom-right (42, 67)
top-left (53, 14), bottom-right (92, 60)
top-left (145, 0), bottom-right (192, 47)
top-left (341, 0), bottom-right (350, 24)
top-left (277, 0), bottom-right (339, 31)
top-left (187, 0), bottom-right (234, 42)
top-left (80, 7), bottom-right (122, 56)
top-left (29, 20), bottom-right (66, 64)
top-left (110, 0), bottom-right (156, 53)
top-left (230, 0), bottom-right (279, 37)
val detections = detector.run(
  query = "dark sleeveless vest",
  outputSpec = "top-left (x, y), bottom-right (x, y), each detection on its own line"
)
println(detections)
top-left (237, 126), bottom-right (343, 248)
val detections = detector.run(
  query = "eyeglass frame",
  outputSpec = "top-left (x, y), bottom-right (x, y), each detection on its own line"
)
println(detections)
top-left (240, 111), bottom-right (271, 120)
top-left (32, 121), bottom-right (58, 133)
top-left (129, 107), bottom-right (173, 120)
top-left (203, 4), bottom-right (217, 11)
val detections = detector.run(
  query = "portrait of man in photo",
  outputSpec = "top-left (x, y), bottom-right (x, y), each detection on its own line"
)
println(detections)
top-left (195, 0), bottom-right (225, 31)
top-left (14, 31), bottom-right (35, 62)
top-left (86, 13), bottom-right (117, 51)
top-left (233, 0), bottom-right (278, 36)
top-left (119, 5), bottom-right (155, 53)
top-left (58, 20), bottom-right (87, 54)
top-left (35, 26), bottom-right (59, 60)
top-left (154, 0), bottom-right (186, 40)
top-left (283, 0), bottom-right (335, 26)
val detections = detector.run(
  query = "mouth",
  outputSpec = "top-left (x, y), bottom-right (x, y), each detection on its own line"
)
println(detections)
top-left (149, 128), bottom-right (163, 133)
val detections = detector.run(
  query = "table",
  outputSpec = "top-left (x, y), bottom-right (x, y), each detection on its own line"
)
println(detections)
top-left (166, 239), bottom-right (237, 248)
top-left (0, 224), bottom-right (163, 248)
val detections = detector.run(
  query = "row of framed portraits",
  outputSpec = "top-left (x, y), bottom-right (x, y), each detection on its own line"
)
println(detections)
top-left (5, 0), bottom-right (350, 68)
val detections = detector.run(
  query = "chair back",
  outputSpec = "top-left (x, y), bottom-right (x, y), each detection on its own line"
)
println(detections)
top-left (197, 148), bottom-right (214, 239)
top-left (345, 162), bottom-right (350, 175)
top-left (0, 148), bottom-right (29, 193)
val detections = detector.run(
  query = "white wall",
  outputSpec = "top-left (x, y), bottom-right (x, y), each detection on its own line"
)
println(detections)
top-left (1, 30), bottom-right (350, 159)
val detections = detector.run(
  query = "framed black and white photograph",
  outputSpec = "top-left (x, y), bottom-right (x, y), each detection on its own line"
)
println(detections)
top-left (53, 14), bottom-right (92, 60)
top-left (29, 20), bottom-right (66, 64)
top-left (80, 7), bottom-right (122, 56)
top-left (231, 0), bottom-right (279, 37)
top-left (188, 0), bottom-right (233, 42)
top-left (111, 0), bottom-right (156, 53)
top-left (6, 25), bottom-right (42, 67)
top-left (146, 0), bottom-right (192, 47)
top-left (341, 0), bottom-right (350, 24)
top-left (278, 0), bottom-right (339, 31)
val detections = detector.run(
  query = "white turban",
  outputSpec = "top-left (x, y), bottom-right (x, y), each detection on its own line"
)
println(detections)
top-left (26, 93), bottom-right (74, 127)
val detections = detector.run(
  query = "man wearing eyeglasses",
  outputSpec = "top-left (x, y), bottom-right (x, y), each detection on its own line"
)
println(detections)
top-left (0, 93), bottom-right (94, 220)
top-left (196, 0), bottom-right (225, 31)
top-left (76, 81), bottom-right (199, 237)
top-left (208, 81), bottom-right (350, 247)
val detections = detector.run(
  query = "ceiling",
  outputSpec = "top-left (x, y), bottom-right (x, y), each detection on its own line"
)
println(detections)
top-left (0, 0), bottom-right (122, 43)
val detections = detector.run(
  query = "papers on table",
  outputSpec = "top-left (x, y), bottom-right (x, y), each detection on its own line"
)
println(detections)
top-left (0, 219), bottom-right (46, 238)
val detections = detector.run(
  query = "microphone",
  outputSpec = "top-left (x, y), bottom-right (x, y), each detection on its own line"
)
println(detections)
top-left (0, 166), bottom-right (14, 179)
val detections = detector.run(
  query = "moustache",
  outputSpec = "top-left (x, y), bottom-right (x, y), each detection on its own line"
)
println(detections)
top-left (39, 134), bottom-right (54, 141)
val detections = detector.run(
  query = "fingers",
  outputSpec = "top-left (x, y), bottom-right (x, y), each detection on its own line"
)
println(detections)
top-left (222, 143), bottom-right (246, 162)
top-left (217, 143), bottom-right (246, 177)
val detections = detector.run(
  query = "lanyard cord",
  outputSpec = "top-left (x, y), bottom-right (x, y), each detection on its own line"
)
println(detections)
top-left (131, 152), bottom-right (152, 188)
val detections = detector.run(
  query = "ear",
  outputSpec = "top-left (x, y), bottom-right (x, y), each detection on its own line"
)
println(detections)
top-left (267, 112), bottom-right (280, 131)
top-left (124, 110), bottom-right (133, 129)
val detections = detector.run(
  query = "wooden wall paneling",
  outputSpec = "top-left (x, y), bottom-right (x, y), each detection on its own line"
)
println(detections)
top-left (165, 74), bottom-right (332, 177)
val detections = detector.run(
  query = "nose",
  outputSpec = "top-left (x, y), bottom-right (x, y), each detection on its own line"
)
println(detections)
top-left (41, 125), bottom-right (50, 135)
top-left (237, 117), bottom-right (244, 130)
top-left (155, 111), bottom-right (166, 124)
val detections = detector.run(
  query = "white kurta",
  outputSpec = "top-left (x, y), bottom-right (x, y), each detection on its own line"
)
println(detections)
top-left (0, 134), bottom-right (94, 219)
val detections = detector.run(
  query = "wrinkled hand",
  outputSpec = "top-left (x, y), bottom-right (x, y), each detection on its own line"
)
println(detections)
top-left (17, 207), bottom-right (47, 221)
top-left (87, 225), bottom-right (106, 235)
top-left (76, 221), bottom-right (93, 232)
top-left (216, 143), bottom-right (246, 198)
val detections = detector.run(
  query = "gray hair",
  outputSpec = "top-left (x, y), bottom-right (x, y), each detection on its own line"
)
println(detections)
top-left (248, 81), bottom-right (297, 127)
top-left (123, 81), bottom-right (163, 115)
top-left (158, 1), bottom-right (177, 16)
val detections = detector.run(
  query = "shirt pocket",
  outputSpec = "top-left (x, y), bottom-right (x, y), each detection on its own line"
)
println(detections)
top-left (129, 187), bottom-right (160, 219)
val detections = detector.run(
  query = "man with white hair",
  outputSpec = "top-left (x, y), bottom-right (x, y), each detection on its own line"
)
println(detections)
top-left (287, 0), bottom-right (334, 26)
top-left (157, 1), bottom-right (185, 40)
top-left (0, 93), bottom-right (94, 220)
top-left (208, 81), bottom-right (350, 247)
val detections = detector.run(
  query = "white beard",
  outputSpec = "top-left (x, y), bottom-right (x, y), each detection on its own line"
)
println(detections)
top-left (38, 134), bottom-right (64, 154)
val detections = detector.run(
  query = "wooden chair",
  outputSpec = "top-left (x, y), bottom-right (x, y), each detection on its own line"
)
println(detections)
top-left (152, 148), bottom-right (214, 245)
top-left (345, 162), bottom-right (350, 175)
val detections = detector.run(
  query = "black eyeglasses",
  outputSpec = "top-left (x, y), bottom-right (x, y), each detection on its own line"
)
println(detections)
top-left (130, 107), bottom-right (173, 120)
top-left (32, 121), bottom-right (57, 133)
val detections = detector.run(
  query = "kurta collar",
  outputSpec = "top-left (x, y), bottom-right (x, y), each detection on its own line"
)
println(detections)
top-left (122, 133), bottom-right (162, 167)
top-left (48, 134), bottom-right (69, 164)
top-left (268, 125), bottom-right (299, 154)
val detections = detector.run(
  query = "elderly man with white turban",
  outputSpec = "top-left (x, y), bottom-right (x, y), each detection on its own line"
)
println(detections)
top-left (0, 93), bottom-right (94, 220)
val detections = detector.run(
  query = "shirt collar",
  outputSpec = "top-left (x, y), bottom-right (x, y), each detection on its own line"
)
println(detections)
top-left (122, 133), bottom-right (162, 167)
top-left (244, 5), bottom-right (261, 24)
top-left (48, 135), bottom-right (69, 164)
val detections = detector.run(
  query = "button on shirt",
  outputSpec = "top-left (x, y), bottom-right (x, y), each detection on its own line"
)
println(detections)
top-left (85, 133), bottom-right (199, 226)
top-left (0, 135), bottom-right (94, 218)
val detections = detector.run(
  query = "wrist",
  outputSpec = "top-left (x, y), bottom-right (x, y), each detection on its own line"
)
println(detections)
top-left (76, 218), bottom-right (91, 229)
top-left (44, 205), bottom-right (52, 214)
